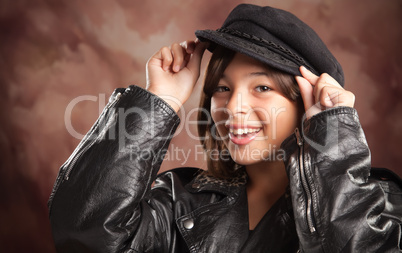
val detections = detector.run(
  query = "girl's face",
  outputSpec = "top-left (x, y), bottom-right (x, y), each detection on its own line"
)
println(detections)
top-left (210, 53), bottom-right (299, 165)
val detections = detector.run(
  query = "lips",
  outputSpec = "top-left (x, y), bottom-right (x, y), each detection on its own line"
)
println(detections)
top-left (226, 124), bottom-right (262, 145)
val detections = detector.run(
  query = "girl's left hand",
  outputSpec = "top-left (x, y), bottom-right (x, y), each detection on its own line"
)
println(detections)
top-left (295, 66), bottom-right (355, 119)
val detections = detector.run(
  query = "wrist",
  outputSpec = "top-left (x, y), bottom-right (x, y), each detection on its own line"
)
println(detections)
top-left (146, 87), bottom-right (183, 112)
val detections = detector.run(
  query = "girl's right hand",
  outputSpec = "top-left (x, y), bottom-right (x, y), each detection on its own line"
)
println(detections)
top-left (146, 39), bottom-right (207, 112)
top-left (296, 66), bottom-right (355, 119)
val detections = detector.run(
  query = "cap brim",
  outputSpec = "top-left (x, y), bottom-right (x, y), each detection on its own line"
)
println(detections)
top-left (196, 29), bottom-right (303, 77)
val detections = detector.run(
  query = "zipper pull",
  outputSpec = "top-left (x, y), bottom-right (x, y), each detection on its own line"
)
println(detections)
top-left (295, 128), bottom-right (303, 146)
top-left (106, 92), bottom-right (122, 109)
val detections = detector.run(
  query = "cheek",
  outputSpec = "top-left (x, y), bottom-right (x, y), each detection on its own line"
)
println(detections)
top-left (256, 98), bottom-right (298, 142)
top-left (274, 103), bottom-right (299, 138)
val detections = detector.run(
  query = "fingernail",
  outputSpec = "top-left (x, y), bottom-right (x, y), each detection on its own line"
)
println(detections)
top-left (301, 66), bottom-right (312, 73)
top-left (173, 65), bottom-right (180, 72)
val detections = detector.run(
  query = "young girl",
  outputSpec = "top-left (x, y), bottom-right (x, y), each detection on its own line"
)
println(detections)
top-left (48, 4), bottom-right (402, 252)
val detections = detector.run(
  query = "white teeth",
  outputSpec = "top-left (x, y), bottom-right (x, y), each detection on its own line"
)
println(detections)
top-left (229, 128), bottom-right (260, 135)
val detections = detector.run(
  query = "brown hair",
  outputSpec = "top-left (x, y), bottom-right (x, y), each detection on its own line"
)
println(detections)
top-left (197, 46), bottom-right (304, 179)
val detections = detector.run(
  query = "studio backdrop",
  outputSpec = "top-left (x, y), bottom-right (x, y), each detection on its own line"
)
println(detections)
top-left (1, 0), bottom-right (401, 252)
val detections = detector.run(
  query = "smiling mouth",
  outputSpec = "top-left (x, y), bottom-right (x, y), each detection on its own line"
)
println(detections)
top-left (229, 128), bottom-right (260, 135)
top-left (227, 126), bottom-right (262, 145)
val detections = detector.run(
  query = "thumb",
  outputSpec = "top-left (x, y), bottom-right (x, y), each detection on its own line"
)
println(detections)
top-left (300, 65), bottom-right (319, 85)
top-left (296, 75), bottom-right (321, 119)
top-left (187, 41), bottom-right (207, 76)
top-left (296, 76), bottom-right (314, 112)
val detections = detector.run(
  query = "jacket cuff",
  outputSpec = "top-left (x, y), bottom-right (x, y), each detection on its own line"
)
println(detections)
top-left (281, 106), bottom-right (362, 162)
top-left (124, 85), bottom-right (180, 123)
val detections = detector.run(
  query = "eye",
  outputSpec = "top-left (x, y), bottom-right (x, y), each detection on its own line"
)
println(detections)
top-left (213, 86), bottom-right (230, 93)
top-left (255, 85), bottom-right (272, 92)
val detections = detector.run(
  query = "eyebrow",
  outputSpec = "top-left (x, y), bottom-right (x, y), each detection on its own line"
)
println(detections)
top-left (248, 71), bottom-right (271, 77)
top-left (221, 71), bottom-right (271, 81)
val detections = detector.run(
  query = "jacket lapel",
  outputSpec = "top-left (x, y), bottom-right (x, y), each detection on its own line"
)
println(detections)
top-left (178, 170), bottom-right (298, 252)
top-left (178, 170), bottom-right (249, 252)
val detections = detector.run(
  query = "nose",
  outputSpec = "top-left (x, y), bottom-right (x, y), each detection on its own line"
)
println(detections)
top-left (225, 90), bottom-right (251, 116)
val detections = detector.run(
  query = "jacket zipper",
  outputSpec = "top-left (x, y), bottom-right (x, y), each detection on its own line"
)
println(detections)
top-left (295, 128), bottom-right (316, 233)
top-left (64, 92), bottom-right (122, 180)
top-left (48, 91), bottom-right (125, 211)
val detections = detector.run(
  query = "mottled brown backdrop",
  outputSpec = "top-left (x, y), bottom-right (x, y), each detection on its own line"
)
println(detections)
top-left (1, 0), bottom-right (401, 252)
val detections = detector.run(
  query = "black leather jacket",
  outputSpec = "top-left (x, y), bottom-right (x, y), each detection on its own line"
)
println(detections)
top-left (48, 85), bottom-right (402, 252)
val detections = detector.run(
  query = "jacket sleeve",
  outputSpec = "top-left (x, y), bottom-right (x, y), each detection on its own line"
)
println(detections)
top-left (281, 107), bottom-right (402, 253)
top-left (48, 85), bottom-right (181, 252)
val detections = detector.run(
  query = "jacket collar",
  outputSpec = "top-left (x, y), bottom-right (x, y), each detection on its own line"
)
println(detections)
top-left (181, 168), bottom-right (297, 252)
top-left (186, 167), bottom-right (248, 196)
top-left (185, 166), bottom-right (293, 213)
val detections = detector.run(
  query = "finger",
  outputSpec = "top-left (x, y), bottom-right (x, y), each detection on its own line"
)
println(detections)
top-left (320, 87), bottom-right (355, 108)
top-left (171, 43), bottom-right (186, 72)
top-left (317, 85), bottom-right (338, 108)
top-left (299, 66), bottom-right (319, 85)
top-left (314, 81), bottom-right (330, 106)
top-left (295, 76), bottom-right (314, 112)
top-left (160, 46), bottom-right (173, 71)
top-left (186, 41), bottom-right (207, 76)
top-left (313, 73), bottom-right (344, 106)
top-left (181, 40), bottom-right (196, 54)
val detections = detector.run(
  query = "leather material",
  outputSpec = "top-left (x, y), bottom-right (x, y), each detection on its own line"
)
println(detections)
top-left (281, 107), bottom-right (402, 252)
top-left (48, 86), bottom-right (402, 252)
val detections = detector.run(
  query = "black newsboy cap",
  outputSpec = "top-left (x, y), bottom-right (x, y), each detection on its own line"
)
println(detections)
top-left (195, 4), bottom-right (345, 86)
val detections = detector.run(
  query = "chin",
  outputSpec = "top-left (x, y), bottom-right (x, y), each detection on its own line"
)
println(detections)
top-left (229, 153), bottom-right (266, 166)
top-left (228, 148), bottom-right (285, 166)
